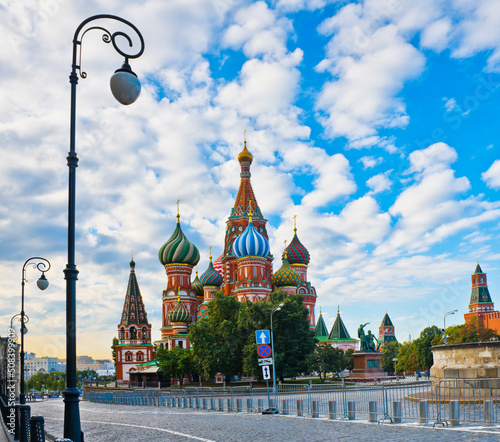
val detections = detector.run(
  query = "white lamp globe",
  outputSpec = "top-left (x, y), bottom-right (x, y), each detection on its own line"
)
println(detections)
top-left (110, 62), bottom-right (141, 105)
top-left (37, 273), bottom-right (49, 290)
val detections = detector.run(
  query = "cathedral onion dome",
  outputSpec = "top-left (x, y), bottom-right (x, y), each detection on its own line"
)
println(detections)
top-left (158, 215), bottom-right (200, 266)
top-left (272, 252), bottom-right (300, 288)
top-left (233, 216), bottom-right (270, 259)
top-left (200, 257), bottom-right (223, 287)
top-left (168, 295), bottom-right (191, 323)
top-left (238, 141), bottom-right (253, 163)
top-left (213, 253), bottom-right (223, 275)
top-left (192, 270), bottom-right (203, 297)
top-left (283, 231), bottom-right (310, 266)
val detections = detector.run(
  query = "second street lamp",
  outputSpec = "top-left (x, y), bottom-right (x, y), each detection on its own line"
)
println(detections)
top-left (17, 257), bottom-right (51, 442)
top-left (271, 303), bottom-right (284, 394)
top-left (443, 309), bottom-right (458, 343)
top-left (65, 15), bottom-right (145, 442)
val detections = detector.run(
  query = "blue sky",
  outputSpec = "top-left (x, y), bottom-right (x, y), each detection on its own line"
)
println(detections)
top-left (1, 0), bottom-right (500, 359)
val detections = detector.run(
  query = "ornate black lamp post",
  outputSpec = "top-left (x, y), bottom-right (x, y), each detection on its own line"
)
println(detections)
top-left (12, 257), bottom-right (51, 442)
top-left (65, 15), bottom-right (144, 442)
top-left (270, 303), bottom-right (284, 394)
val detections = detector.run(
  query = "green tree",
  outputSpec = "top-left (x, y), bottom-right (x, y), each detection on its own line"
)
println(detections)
top-left (396, 342), bottom-right (417, 372)
top-left (448, 316), bottom-right (500, 343)
top-left (111, 336), bottom-right (119, 364)
top-left (415, 325), bottom-right (442, 369)
top-left (240, 291), bottom-right (317, 381)
top-left (344, 349), bottom-right (354, 372)
top-left (381, 341), bottom-right (401, 373)
top-left (307, 344), bottom-right (345, 382)
top-left (27, 371), bottom-right (66, 391)
top-left (156, 346), bottom-right (195, 386)
top-left (189, 292), bottom-right (245, 381)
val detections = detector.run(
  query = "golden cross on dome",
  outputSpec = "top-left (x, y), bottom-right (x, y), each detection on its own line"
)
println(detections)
top-left (176, 199), bottom-right (180, 221)
top-left (293, 214), bottom-right (297, 233)
top-left (283, 239), bottom-right (288, 258)
top-left (209, 246), bottom-right (212, 261)
top-left (244, 129), bottom-right (246, 141)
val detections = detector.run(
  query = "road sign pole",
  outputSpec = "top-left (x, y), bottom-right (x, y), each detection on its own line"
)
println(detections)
top-left (266, 379), bottom-right (270, 408)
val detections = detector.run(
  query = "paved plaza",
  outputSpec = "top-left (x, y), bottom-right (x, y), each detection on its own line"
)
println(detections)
top-left (29, 398), bottom-right (500, 441)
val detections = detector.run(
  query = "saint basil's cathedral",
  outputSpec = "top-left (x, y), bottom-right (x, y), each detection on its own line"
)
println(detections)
top-left (114, 142), bottom-right (499, 382)
top-left (115, 142), bottom-right (318, 380)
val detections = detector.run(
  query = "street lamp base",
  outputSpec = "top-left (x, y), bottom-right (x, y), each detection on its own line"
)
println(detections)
top-left (63, 387), bottom-right (82, 442)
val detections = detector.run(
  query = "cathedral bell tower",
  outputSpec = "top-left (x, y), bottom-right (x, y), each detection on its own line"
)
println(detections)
top-left (221, 140), bottom-right (273, 299)
top-left (116, 259), bottom-right (154, 381)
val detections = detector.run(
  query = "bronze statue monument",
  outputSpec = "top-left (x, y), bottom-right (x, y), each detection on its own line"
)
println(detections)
top-left (357, 322), bottom-right (381, 352)
top-left (350, 322), bottom-right (386, 379)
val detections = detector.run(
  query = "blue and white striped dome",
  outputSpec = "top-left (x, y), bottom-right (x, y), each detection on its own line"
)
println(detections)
top-left (233, 221), bottom-right (270, 259)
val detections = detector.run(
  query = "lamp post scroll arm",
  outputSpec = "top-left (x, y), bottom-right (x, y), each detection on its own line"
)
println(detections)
top-left (71, 15), bottom-right (145, 80)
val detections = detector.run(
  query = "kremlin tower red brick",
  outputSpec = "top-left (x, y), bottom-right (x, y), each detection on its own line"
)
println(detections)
top-left (464, 262), bottom-right (500, 333)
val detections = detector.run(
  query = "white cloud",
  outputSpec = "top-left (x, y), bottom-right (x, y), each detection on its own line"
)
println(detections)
top-left (223, 1), bottom-right (291, 60)
top-left (276, 0), bottom-right (328, 13)
top-left (216, 51), bottom-right (302, 117)
top-left (301, 154), bottom-right (356, 207)
top-left (359, 156), bottom-right (383, 169)
top-left (367, 170), bottom-right (392, 194)
top-left (408, 142), bottom-right (458, 173)
top-left (420, 17), bottom-right (452, 52)
top-left (482, 159), bottom-right (500, 188)
top-left (374, 143), bottom-right (488, 255)
top-left (451, 0), bottom-right (500, 71)
top-left (316, 5), bottom-right (426, 147)
top-left (321, 196), bottom-right (391, 244)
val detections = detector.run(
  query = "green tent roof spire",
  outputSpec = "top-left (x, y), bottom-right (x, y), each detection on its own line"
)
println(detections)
top-left (315, 309), bottom-right (329, 338)
top-left (328, 308), bottom-right (353, 340)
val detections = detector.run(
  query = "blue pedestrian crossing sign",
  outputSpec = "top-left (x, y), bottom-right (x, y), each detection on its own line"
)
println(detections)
top-left (255, 329), bottom-right (270, 344)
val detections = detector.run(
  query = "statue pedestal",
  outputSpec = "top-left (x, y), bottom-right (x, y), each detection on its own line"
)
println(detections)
top-left (350, 352), bottom-right (386, 379)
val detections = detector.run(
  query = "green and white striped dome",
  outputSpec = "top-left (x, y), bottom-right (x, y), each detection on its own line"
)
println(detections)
top-left (159, 216), bottom-right (200, 266)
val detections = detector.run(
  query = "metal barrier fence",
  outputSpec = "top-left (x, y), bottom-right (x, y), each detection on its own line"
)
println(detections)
top-left (86, 379), bottom-right (500, 427)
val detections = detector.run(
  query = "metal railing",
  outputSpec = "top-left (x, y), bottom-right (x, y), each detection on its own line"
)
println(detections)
top-left (86, 379), bottom-right (500, 427)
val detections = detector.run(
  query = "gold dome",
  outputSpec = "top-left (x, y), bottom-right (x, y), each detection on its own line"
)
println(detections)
top-left (238, 141), bottom-right (253, 163)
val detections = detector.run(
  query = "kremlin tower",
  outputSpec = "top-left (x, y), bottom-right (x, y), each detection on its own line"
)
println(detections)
top-left (464, 262), bottom-right (500, 333)
top-left (378, 312), bottom-right (397, 344)
top-left (116, 259), bottom-right (154, 381)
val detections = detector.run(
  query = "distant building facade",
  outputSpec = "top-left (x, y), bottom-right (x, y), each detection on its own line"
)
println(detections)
top-left (25, 356), bottom-right (58, 378)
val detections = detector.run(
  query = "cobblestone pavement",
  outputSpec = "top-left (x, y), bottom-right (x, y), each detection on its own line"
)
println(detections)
top-left (30, 398), bottom-right (500, 441)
